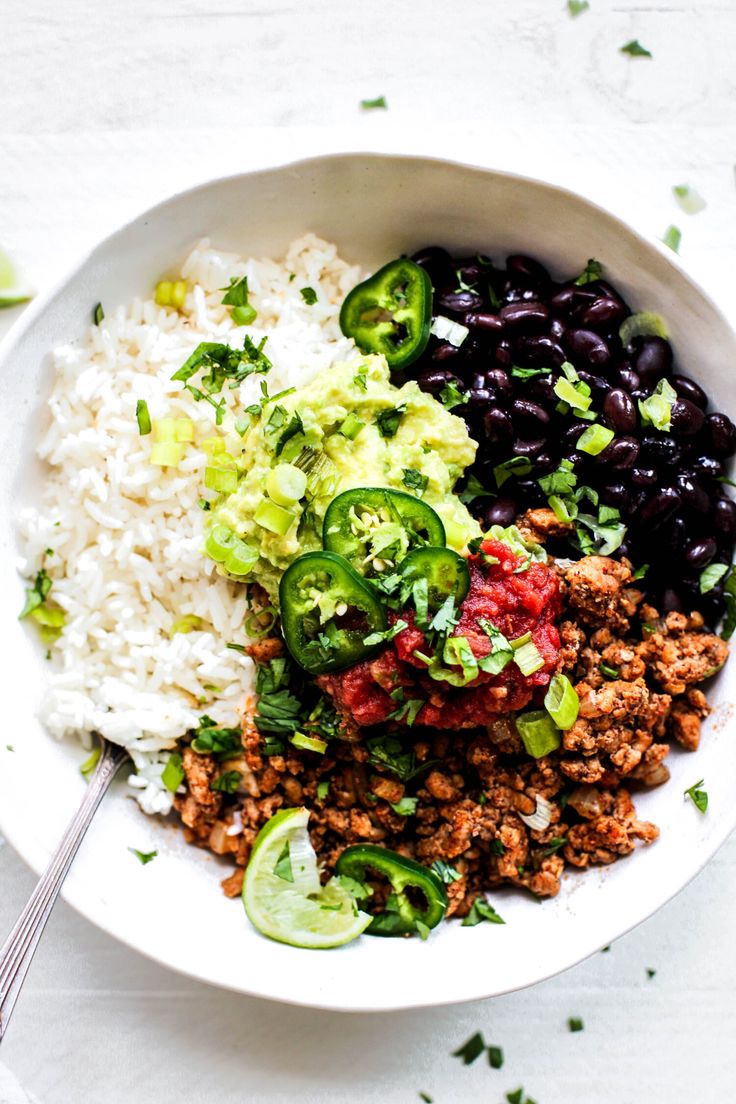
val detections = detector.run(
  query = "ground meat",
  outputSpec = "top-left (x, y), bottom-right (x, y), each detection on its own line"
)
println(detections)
top-left (565, 556), bottom-right (642, 633)
top-left (668, 688), bottom-right (711, 751)
top-left (517, 507), bottom-right (574, 543)
top-left (638, 615), bottom-right (728, 695)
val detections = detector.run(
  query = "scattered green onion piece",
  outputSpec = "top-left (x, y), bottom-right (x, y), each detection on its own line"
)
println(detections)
top-left (161, 752), bottom-right (185, 793)
top-left (205, 524), bottom-right (236, 563)
top-left (244, 605), bottom-right (277, 638)
top-left (222, 537), bottom-right (259, 576)
top-left (638, 378), bottom-right (677, 432)
top-left (202, 435), bottom-right (227, 455)
top-left (232, 303), bottom-right (257, 326)
top-left (290, 732), bottom-right (328, 754)
top-left (93, 302), bottom-right (104, 325)
top-left (254, 499), bottom-right (296, 536)
top-left (548, 495), bottom-right (576, 524)
top-left (553, 377), bottom-right (591, 411)
top-left (567, 0), bottom-right (589, 14)
top-left (544, 673), bottom-right (579, 729)
top-left (136, 399), bottom-right (152, 436)
top-left (153, 417), bottom-right (194, 444)
top-left (204, 465), bottom-right (238, 494)
top-left (513, 639), bottom-right (544, 676)
top-left (600, 663), bottom-right (620, 679)
top-left (174, 418), bottom-right (194, 442)
top-left (577, 424), bottom-right (614, 456)
top-left (149, 441), bottom-right (184, 467)
top-left (155, 279), bottom-right (187, 309)
top-left (266, 463), bottom-right (308, 506)
top-left (360, 95), bottom-right (387, 110)
top-left (619, 311), bottom-right (668, 347)
top-left (80, 745), bottom-right (101, 781)
top-left (672, 184), bottom-right (706, 215)
top-left (516, 710), bottom-right (561, 758)
top-left (338, 412), bottom-right (365, 440)
top-left (662, 225), bottom-right (682, 253)
top-left (170, 614), bottom-right (202, 636)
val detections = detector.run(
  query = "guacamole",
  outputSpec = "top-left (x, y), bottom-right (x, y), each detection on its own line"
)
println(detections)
top-left (209, 354), bottom-right (481, 601)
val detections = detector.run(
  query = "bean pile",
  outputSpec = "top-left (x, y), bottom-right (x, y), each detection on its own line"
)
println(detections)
top-left (407, 246), bottom-right (736, 625)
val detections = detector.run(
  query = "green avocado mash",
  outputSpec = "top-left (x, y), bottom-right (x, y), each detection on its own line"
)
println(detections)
top-left (208, 354), bottom-right (481, 602)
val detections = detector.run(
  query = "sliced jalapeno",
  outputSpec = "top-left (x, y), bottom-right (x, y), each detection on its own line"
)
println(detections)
top-left (323, 487), bottom-right (446, 578)
top-left (279, 550), bottom-right (387, 674)
top-left (398, 546), bottom-right (470, 612)
top-left (335, 844), bottom-right (448, 936)
top-left (339, 259), bottom-right (433, 370)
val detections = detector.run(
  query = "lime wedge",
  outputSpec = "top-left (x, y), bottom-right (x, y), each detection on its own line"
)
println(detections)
top-left (242, 807), bottom-right (372, 948)
top-left (0, 247), bottom-right (34, 309)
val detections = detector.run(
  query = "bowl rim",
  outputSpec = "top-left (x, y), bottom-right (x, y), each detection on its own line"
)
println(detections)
top-left (2, 150), bottom-right (735, 1012)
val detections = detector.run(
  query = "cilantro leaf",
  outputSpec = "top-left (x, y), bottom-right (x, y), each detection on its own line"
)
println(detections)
top-left (300, 286), bottom-right (318, 305)
top-left (567, 0), bottom-right (589, 15)
top-left (452, 1032), bottom-right (486, 1065)
top-left (620, 38), bottom-right (652, 57)
top-left (360, 95), bottom-right (387, 110)
top-left (684, 778), bottom-right (708, 814)
top-left (461, 897), bottom-right (505, 926)
top-left (439, 380), bottom-right (466, 410)
top-left (402, 468), bottom-right (429, 493)
top-left (389, 796), bottom-right (419, 817)
top-left (574, 258), bottom-right (603, 285)
top-left (129, 848), bottom-right (157, 865)
top-left (211, 770), bottom-right (242, 794)
top-left (431, 860), bottom-right (462, 884)
top-left (273, 841), bottom-right (294, 882)
top-left (376, 405), bottom-right (406, 438)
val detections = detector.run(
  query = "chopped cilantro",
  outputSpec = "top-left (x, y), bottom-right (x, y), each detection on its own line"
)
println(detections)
top-left (684, 778), bottom-right (708, 814)
top-left (19, 567), bottom-right (53, 620)
top-left (599, 663), bottom-right (620, 680)
top-left (171, 335), bottom-right (271, 402)
top-left (494, 455), bottom-right (532, 488)
top-left (5, 744), bottom-right (13, 752)
top-left (360, 95), bottom-right (387, 110)
top-left (511, 364), bottom-right (552, 380)
top-left (646, 967), bottom-right (657, 979)
top-left (431, 860), bottom-right (462, 884)
top-left (620, 38), bottom-right (652, 57)
top-left (439, 380), bottom-right (466, 410)
top-left (161, 752), bottom-right (184, 794)
top-left (135, 398), bottom-right (151, 435)
top-left (452, 1031), bottom-right (486, 1065)
top-left (389, 796), bottom-right (419, 817)
top-left (316, 780), bottom-right (330, 800)
top-left (632, 563), bottom-right (649, 580)
top-left (574, 258), bottom-right (603, 286)
top-left (221, 276), bottom-right (257, 325)
top-left (601, 945), bottom-right (611, 953)
top-left (662, 224), bottom-right (682, 253)
top-left (366, 733), bottom-right (436, 782)
top-left (488, 1045), bottom-right (504, 1069)
top-left (402, 468), bottom-right (429, 493)
top-left (542, 836), bottom-right (567, 856)
top-left (375, 404), bottom-right (406, 438)
top-left (129, 848), bottom-right (157, 865)
top-left (300, 286), bottom-right (318, 305)
top-left (79, 745), bottom-right (101, 781)
top-left (419, 1094), bottom-right (433, 1103)
top-left (353, 369), bottom-right (368, 392)
top-left (93, 302), bottom-right (104, 325)
top-left (462, 897), bottom-right (505, 926)
top-left (211, 770), bottom-right (242, 794)
top-left (721, 567), bottom-right (736, 639)
top-left (490, 838), bottom-right (506, 856)
top-left (387, 690), bottom-right (425, 726)
top-left (567, 0), bottom-right (589, 15)
top-left (190, 715), bottom-right (242, 758)
top-left (459, 472), bottom-right (495, 503)
top-left (568, 1017), bottom-right (584, 1032)
top-left (363, 618), bottom-right (409, 647)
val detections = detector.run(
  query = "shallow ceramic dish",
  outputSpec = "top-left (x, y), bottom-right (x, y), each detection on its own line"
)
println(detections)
top-left (1, 153), bottom-right (735, 1012)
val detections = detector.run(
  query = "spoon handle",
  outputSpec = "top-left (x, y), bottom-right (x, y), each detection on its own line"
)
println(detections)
top-left (0, 741), bottom-right (127, 1043)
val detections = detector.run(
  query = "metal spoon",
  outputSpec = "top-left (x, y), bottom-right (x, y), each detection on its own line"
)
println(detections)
top-left (0, 740), bottom-right (128, 1042)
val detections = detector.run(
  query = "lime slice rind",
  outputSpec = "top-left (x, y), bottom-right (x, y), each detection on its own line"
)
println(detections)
top-left (0, 247), bottom-right (34, 309)
top-left (243, 807), bottom-right (372, 949)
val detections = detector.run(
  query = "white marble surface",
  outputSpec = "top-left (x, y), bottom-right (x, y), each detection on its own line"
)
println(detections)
top-left (2, 0), bottom-right (736, 1099)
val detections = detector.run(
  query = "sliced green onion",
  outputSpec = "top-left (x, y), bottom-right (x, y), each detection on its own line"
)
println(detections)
top-left (244, 605), bottom-right (277, 638)
top-left (577, 424), bottom-right (614, 456)
top-left (672, 184), bottom-right (706, 215)
top-left (512, 639), bottom-right (544, 676)
top-left (153, 418), bottom-right (178, 442)
top-left (0, 246), bottom-right (34, 308)
top-left (662, 225), bottom-right (682, 253)
top-left (599, 663), bottom-right (620, 679)
top-left (80, 745), bottom-right (101, 781)
top-left (266, 463), bottom-right (308, 506)
top-left (223, 537), bottom-right (259, 576)
top-left (338, 412), bottom-right (365, 440)
top-left (548, 495), bottom-right (576, 524)
top-left (205, 465), bottom-right (238, 494)
top-left (93, 302), bottom-right (104, 325)
top-left (553, 377), bottom-right (591, 412)
top-left (619, 311), bottom-right (668, 347)
top-left (254, 499), bottom-right (296, 535)
top-left (155, 279), bottom-right (188, 309)
top-left (516, 710), bottom-right (561, 758)
top-left (149, 441), bottom-right (184, 467)
top-left (638, 378), bottom-right (677, 432)
top-left (170, 614), bottom-right (202, 636)
top-left (205, 524), bottom-right (236, 562)
top-left (290, 732), bottom-right (328, 754)
top-left (202, 435), bottom-right (227, 455)
top-left (174, 418), bottom-right (194, 442)
top-left (136, 399), bottom-right (152, 436)
top-left (161, 752), bottom-right (185, 793)
top-left (510, 631), bottom-right (532, 648)
top-left (544, 673), bottom-right (579, 729)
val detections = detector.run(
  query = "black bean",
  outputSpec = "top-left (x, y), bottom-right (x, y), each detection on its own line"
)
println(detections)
top-left (661, 587), bottom-right (684, 613)
top-left (670, 399), bottom-right (706, 437)
top-left (454, 257), bottom-right (485, 285)
top-left (631, 466), bottom-right (658, 487)
top-left (511, 398), bottom-right (550, 427)
top-left (469, 388), bottom-right (493, 408)
top-left (600, 482), bottom-right (630, 510)
top-left (483, 497), bottom-right (517, 528)
top-left (499, 301), bottom-right (550, 331)
top-left (671, 374), bottom-right (708, 410)
top-left (659, 516), bottom-right (687, 555)
top-left (632, 337), bottom-right (673, 385)
top-left (506, 254), bottom-right (551, 285)
top-left (640, 435), bottom-right (682, 468)
top-left (482, 368), bottom-right (514, 402)
top-left (549, 284), bottom-right (597, 316)
top-left (513, 335), bottom-right (565, 369)
top-left (562, 422), bottom-right (588, 448)
top-left (515, 478), bottom-right (546, 506)
top-left (482, 407), bottom-right (514, 445)
top-left (705, 412), bottom-right (736, 458)
top-left (597, 436), bottom-right (640, 470)
top-left (603, 389), bottom-right (637, 434)
top-left (550, 318), bottom-right (566, 341)
top-left (533, 451), bottom-right (556, 475)
top-left (616, 367), bottom-right (640, 393)
top-left (691, 454), bottom-right (724, 480)
top-left (436, 289), bottom-right (484, 314)
top-left (640, 487), bottom-right (681, 527)
top-left (684, 537), bottom-right (717, 569)
top-left (431, 341), bottom-right (462, 362)
top-left (503, 285), bottom-right (538, 304)
top-left (713, 497), bottom-right (736, 541)
top-left (528, 376), bottom-right (557, 408)
top-left (579, 297), bottom-right (628, 331)
top-left (411, 246), bottom-right (455, 288)
top-left (563, 328), bottom-right (611, 369)
top-left (513, 437), bottom-right (547, 459)
top-left (676, 473), bottom-right (709, 513)
top-left (464, 311), bottom-right (505, 334)
top-left (577, 370), bottom-right (611, 399)
top-left (417, 368), bottom-right (463, 396)
top-left (495, 341), bottom-right (513, 367)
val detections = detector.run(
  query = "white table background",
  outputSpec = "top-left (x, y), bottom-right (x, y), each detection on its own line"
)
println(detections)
top-left (2, 2), bottom-right (736, 1101)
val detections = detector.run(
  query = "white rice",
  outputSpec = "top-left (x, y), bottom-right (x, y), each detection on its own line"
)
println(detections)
top-left (17, 234), bottom-right (363, 814)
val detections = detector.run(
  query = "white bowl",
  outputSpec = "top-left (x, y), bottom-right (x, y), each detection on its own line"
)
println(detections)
top-left (1, 153), bottom-right (735, 1012)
